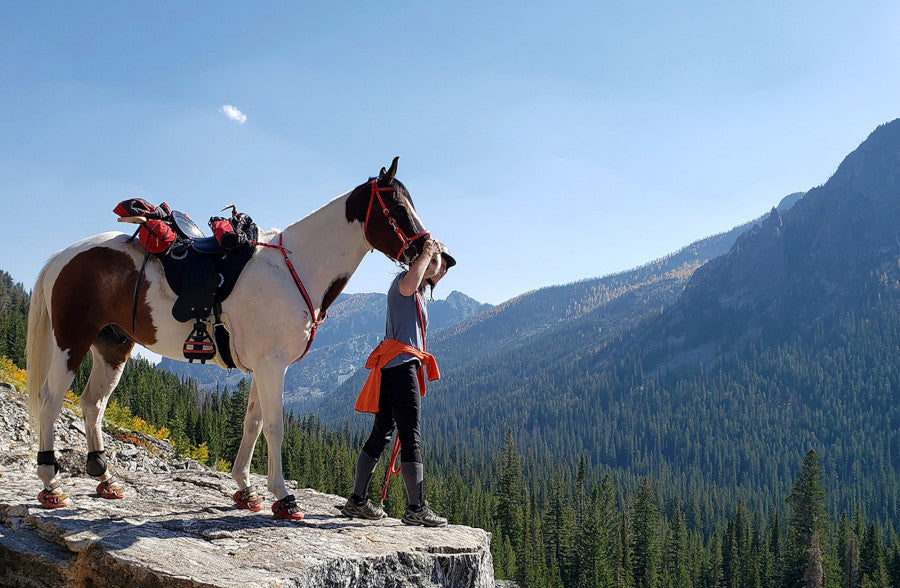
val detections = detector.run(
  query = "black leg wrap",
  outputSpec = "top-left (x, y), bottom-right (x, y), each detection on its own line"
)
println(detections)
top-left (86, 450), bottom-right (108, 477)
top-left (37, 451), bottom-right (60, 475)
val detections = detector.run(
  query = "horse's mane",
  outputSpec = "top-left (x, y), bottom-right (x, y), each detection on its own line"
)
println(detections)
top-left (258, 227), bottom-right (281, 243)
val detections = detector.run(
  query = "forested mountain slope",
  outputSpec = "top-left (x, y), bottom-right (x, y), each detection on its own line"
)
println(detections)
top-left (306, 197), bottom-right (796, 418)
top-left (320, 121), bottom-right (900, 526)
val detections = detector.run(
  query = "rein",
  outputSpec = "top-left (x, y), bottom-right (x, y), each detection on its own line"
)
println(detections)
top-left (364, 179), bottom-right (429, 261)
top-left (253, 233), bottom-right (324, 363)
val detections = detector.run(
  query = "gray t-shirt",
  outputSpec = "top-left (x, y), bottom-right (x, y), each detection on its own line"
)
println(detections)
top-left (384, 271), bottom-right (428, 369)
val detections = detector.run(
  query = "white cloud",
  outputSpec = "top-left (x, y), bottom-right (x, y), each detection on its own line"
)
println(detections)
top-left (220, 104), bottom-right (247, 124)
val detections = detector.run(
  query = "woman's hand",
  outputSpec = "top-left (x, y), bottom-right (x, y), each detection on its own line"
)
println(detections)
top-left (399, 239), bottom-right (441, 296)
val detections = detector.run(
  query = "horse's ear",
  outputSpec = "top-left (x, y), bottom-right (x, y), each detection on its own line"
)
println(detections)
top-left (381, 156), bottom-right (399, 183)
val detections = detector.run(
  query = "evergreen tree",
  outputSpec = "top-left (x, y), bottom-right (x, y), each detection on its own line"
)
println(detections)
top-left (617, 516), bottom-right (634, 587)
top-left (859, 524), bottom-right (889, 586)
top-left (887, 535), bottom-right (900, 588)
top-left (785, 450), bottom-right (830, 586)
top-left (222, 378), bottom-right (251, 464)
top-left (631, 478), bottom-right (660, 587)
top-left (803, 531), bottom-right (826, 588)
top-left (543, 472), bottom-right (576, 585)
top-left (598, 474), bottom-right (620, 584)
top-left (495, 429), bottom-right (524, 550)
top-left (663, 506), bottom-right (692, 587)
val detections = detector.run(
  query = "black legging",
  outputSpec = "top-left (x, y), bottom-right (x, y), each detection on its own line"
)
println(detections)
top-left (361, 362), bottom-right (422, 464)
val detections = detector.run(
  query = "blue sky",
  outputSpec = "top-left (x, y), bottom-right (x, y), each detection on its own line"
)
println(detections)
top-left (2, 2), bottom-right (899, 307)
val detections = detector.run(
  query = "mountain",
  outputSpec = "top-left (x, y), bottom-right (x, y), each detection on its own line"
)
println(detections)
top-left (304, 194), bottom-right (800, 419)
top-left (158, 290), bottom-right (490, 406)
top-left (315, 120), bottom-right (899, 523)
top-left (637, 123), bottom-right (899, 373)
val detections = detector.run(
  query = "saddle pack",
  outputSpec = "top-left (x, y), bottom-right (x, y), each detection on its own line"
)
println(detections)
top-left (114, 198), bottom-right (259, 366)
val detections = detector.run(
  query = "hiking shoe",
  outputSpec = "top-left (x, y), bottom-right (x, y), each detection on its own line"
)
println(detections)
top-left (341, 496), bottom-right (386, 520)
top-left (401, 501), bottom-right (447, 527)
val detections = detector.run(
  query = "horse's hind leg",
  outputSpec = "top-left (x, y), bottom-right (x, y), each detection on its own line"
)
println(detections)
top-left (82, 326), bottom-right (134, 499)
top-left (35, 346), bottom-right (83, 508)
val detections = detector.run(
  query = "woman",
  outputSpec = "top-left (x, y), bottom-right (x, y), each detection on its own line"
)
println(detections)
top-left (342, 238), bottom-right (455, 527)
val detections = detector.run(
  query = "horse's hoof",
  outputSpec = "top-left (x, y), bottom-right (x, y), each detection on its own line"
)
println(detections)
top-left (233, 487), bottom-right (264, 512)
top-left (38, 489), bottom-right (70, 508)
top-left (96, 479), bottom-right (125, 499)
top-left (272, 494), bottom-right (304, 520)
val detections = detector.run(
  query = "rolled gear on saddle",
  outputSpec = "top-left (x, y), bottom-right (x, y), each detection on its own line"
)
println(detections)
top-left (209, 207), bottom-right (259, 250)
top-left (113, 198), bottom-right (172, 220)
top-left (114, 198), bottom-right (178, 254)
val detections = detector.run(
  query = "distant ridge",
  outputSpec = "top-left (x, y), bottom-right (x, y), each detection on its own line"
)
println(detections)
top-left (158, 290), bottom-right (490, 404)
top-left (306, 191), bottom-right (801, 418)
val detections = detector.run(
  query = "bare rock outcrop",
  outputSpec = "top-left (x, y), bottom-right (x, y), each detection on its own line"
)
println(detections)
top-left (0, 382), bottom-right (494, 587)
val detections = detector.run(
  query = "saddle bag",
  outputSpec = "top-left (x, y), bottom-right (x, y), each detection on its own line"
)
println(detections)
top-left (139, 219), bottom-right (177, 254)
top-left (114, 198), bottom-right (177, 254)
top-left (209, 212), bottom-right (259, 250)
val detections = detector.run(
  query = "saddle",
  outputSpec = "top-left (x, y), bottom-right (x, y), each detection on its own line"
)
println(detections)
top-left (114, 199), bottom-right (258, 365)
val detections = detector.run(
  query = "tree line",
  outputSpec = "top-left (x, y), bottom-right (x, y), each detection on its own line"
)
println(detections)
top-left (3, 268), bottom-right (899, 585)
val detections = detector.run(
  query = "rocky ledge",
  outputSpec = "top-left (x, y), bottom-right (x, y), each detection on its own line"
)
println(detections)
top-left (0, 383), bottom-right (494, 587)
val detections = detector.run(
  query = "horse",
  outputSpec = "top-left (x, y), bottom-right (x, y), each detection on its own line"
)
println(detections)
top-left (25, 158), bottom-right (431, 519)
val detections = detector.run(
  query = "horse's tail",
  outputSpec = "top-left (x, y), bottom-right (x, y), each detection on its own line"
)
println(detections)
top-left (26, 260), bottom-right (54, 441)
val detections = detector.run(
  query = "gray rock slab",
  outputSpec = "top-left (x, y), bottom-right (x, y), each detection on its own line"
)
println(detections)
top-left (0, 384), bottom-right (494, 587)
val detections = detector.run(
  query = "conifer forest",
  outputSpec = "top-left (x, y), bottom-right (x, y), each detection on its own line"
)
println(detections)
top-left (3, 267), bottom-right (899, 587)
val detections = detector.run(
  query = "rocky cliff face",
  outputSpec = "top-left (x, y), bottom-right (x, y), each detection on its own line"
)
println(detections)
top-left (0, 383), bottom-right (495, 587)
top-left (642, 119), bottom-right (900, 366)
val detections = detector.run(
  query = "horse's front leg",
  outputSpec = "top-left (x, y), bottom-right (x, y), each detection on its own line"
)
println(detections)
top-left (253, 360), bottom-right (304, 520)
top-left (231, 378), bottom-right (265, 512)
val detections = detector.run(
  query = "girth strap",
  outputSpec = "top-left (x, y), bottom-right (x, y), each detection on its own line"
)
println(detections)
top-left (132, 249), bottom-right (151, 334)
top-left (212, 300), bottom-right (237, 370)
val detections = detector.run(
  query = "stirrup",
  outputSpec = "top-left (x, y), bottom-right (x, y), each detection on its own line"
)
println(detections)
top-left (232, 486), bottom-right (264, 512)
top-left (183, 320), bottom-right (216, 363)
top-left (272, 494), bottom-right (304, 520)
top-left (96, 475), bottom-right (125, 499)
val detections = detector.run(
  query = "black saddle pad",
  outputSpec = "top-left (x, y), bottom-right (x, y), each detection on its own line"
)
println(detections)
top-left (161, 243), bottom-right (256, 322)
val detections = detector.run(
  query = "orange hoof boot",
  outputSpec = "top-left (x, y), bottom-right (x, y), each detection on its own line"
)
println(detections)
top-left (38, 488), bottom-right (70, 509)
top-left (272, 494), bottom-right (304, 520)
top-left (96, 478), bottom-right (125, 499)
top-left (232, 487), bottom-right (264, 512)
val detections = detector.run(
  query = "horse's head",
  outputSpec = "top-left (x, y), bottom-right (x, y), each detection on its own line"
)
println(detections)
top-left (346, 156), bottom-right (430, 265)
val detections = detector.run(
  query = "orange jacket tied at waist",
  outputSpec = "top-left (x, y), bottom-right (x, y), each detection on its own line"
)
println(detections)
top-left (354, 339), bottom-right (440, 414)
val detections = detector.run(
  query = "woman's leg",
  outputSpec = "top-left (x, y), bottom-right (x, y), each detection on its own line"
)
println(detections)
top-left (382, 363), bottom-right (424, 506)
top-left (383, 362), bottom-right (446, 526)
top-left (354, 372), bottom-right (397, 500)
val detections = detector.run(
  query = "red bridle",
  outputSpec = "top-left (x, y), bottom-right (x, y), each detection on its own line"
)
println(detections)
top-left (364, 179), bottom-right (430, 262)
top-left (251, 181), bottom-right (428, 364)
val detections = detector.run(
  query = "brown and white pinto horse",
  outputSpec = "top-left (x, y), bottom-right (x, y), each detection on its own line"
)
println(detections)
top-left (26, 158), bottom-right (429, 519)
